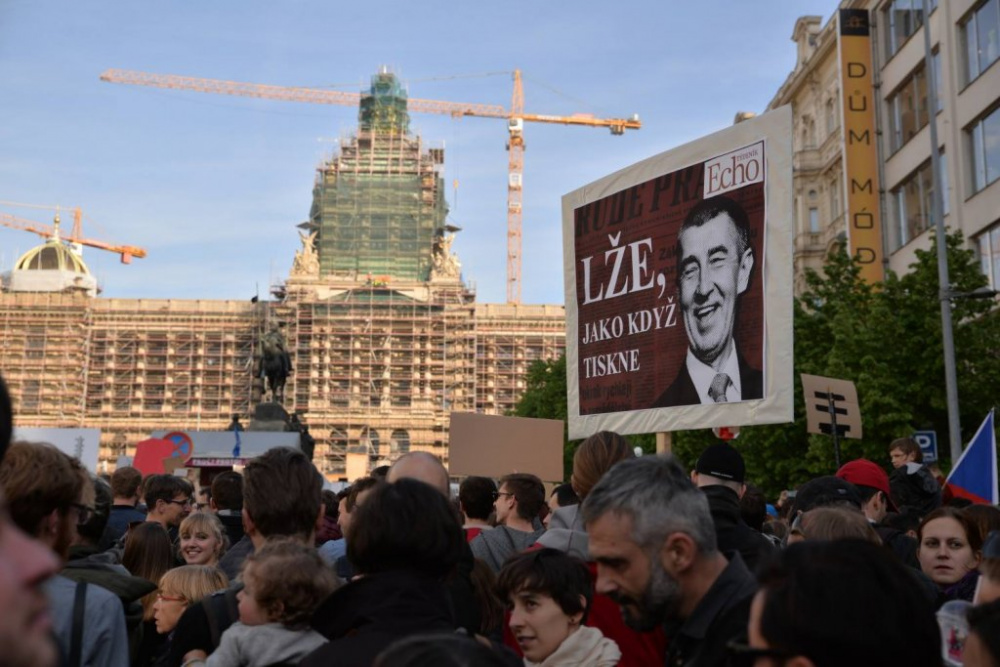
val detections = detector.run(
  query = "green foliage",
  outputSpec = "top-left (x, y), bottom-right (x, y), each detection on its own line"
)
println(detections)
top-left (513, 232), bottom-right (999, 497)
top-left (512, 356), bottom-right (656, 481)
top-left (512, 356), bottom-right (574, 480)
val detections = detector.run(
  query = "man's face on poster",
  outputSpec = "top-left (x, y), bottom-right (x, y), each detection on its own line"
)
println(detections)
top-left (677, 212), bottom-right (753, 366)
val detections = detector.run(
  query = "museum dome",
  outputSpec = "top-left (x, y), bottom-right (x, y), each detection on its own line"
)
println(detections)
top-left (3, 219), bottom-right (98, 296)
top-left (15, 237), bottom-right (92, 275)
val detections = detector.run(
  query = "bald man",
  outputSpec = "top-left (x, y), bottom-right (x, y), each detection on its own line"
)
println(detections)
top-left (386, 452), bottom-right (480, 634)
top-left (387, 452), bottom-right (450, 497)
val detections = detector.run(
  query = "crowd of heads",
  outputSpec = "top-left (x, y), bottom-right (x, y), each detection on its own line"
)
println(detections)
top-left (4, 363), bottom-right (1000, 667)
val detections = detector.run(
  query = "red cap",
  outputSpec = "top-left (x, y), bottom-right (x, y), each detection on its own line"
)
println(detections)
top-left (836, 459), bottom-right (894, 508)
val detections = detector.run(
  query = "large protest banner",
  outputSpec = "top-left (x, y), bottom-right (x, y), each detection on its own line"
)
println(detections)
top-left (563, 107), bottom-right (793, 438)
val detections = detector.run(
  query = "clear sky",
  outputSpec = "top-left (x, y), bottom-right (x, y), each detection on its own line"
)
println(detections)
top-left (0, 0), bottom-right (839, 305)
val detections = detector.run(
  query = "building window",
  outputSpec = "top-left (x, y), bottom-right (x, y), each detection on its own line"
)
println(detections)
top-left (389, 429), bottom-right (410, 455)
top-left (976, 223), bottom-right (1000, 288)
top-left (940, 156), bottom-right (950, 217)
top-left (826, 97), bottom-right (839, 136)
top-left (809, 207), bottom-right (820, 233)
top-left (800, 115), bottom-right (816, 149)
top-left (890, 157), bottom-right (946, 250)
top-left (884, 0), bottom-right (937, 58)
top-left (932, 51), bottom-right (943, 113)
top-left (887, 64), bottom-right (933, 153)
top-left (962, 0), bottom-right (1000, 83)
top-left (830, 176), bottom-right (841, 218)
top-left (969, 106), bottom-right (1000, 193)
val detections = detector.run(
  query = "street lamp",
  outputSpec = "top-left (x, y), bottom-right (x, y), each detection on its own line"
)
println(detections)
top-left (921, 0), bottom-right (963, 464)
top-left (947, 287), bottom-right (1000, 300)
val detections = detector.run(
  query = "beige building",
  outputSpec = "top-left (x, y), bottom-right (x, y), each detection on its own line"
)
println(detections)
top-left (769, 0), bottom-right (1000, 291)
top-left (0, 72), bottom-right (566, 478)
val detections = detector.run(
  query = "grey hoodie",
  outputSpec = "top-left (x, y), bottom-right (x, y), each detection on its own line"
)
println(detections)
top-left (470, 525), bottom-right (544, 572)
top-left (205, 622), bottom-right (327, 667)
top-left (536, 504), bottom-right (590, 560)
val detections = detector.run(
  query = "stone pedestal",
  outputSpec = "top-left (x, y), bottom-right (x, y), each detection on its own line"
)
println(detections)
top-left (250, 402), bottom-right (290, 432)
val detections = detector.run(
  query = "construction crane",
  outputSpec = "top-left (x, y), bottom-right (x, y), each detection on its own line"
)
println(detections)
top-left (100, 68), bottom-right (640, 303)
top-left (0, 206), bottom-right (147, 264)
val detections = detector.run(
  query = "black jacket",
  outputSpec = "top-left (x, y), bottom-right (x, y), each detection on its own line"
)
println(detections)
top-left (302, 570), bottom-right (457, 667)
top-left (653, 351), bottom-right (763, 408)
top-left (664, 553), bottom-right (757, 667)
top-left (701, 485), bottom-right (775, 573)
top-left (873, 523), bottom-right (920, 569)
top-left (889, 464), bottom-right (942, 518)
top-left (216, 510), bottom-right (245, 548)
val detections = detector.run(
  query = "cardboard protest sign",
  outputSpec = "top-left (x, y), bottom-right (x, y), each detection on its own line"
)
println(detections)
top-left (801, 374), bottom-right (863, 440)
top-left (448, 412), bottom-right (564, 482)
top-left (563, 107), bottom-right (794, 438)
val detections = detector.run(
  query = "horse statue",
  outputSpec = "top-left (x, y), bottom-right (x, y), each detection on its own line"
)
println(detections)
top-left (258, 323), bottom-right (292, 404)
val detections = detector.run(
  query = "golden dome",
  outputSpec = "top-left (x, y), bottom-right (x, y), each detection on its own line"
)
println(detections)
top-left (14, 238), bottom-right (92, 275)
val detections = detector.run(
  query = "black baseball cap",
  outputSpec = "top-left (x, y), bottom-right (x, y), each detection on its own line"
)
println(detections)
top-left (790, 476), bottom-right (863, 516)
top-left (695, 443), bottom-right (746, 484)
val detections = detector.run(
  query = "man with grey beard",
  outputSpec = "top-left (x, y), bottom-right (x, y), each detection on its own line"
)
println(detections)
top-left (582, 455), bottom-right (756, 667)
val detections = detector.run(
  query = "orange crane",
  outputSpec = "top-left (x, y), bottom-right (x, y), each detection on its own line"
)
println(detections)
top-left (100, 68), bottom-right (640, 304)
top-left (0, 206), bottom-right (147, 264)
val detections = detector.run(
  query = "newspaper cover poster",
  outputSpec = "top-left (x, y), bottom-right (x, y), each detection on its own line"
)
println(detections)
top-left (572, 141), bottom-right (765, 416)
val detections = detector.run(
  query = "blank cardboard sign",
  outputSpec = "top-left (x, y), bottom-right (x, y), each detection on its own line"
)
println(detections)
top-left (448, 412), bottom-right (564, 482)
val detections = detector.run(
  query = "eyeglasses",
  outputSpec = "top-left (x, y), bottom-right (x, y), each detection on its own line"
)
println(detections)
top-left (71, 503), bottom-right (94, 526)
top-left (165, 498), bottom-right (193, 508)
top-left (493, 491), bottom-right (514, 501)
top-left (156, 593), bottom-right (186, 603)
top-left (726, 641), bottom-right (795, 667)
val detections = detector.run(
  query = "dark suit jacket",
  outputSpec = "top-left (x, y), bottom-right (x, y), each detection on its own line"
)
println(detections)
top-left (653, 350), bottom-right (762, 407)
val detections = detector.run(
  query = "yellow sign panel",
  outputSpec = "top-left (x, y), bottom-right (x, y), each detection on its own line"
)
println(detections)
top-left (838, 9), bottom-right (884, 283)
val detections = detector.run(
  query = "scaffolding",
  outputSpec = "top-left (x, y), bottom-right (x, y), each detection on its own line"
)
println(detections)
top-left (0, 292), bottom-right (91, 426)
top-left (310, 72), bottom-right (447, 280)
top-left (0, 71), bottom-right (567, 478)
top-left (276, 278), bottom-right (477, 477)
top-left (474, 303), bottom-right (566, 416)
top-left (81, 299), bottom-right (257, 460)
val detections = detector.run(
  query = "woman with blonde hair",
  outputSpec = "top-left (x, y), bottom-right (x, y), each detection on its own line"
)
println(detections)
top-left (178, 512), bottom-right (228, 567)
top-left (151, 565), bottom-right (229, 665)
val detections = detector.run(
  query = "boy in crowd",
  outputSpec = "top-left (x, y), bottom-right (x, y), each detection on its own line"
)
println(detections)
top-left (888, 437), bottom-right (942, 517)
top-left (183, 541), bottom-right (337, 666)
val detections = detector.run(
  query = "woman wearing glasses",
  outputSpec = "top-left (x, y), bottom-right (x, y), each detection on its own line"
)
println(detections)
top-left (151, 566), bottom-right (229, 665)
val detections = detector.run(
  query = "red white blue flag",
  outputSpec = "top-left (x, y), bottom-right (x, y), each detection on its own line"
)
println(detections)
top-left (945, 411), bottom-right (998, 505)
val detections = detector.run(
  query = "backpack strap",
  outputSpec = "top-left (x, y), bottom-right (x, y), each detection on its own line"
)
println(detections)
top-left (69, 580), bottom-right (88, 667)
top-left (224, 587), bottom-right (239, 625)
top-left (201, 596), bottom-right (221, 649)
top-left (201, 587), bottom-right (241, 649)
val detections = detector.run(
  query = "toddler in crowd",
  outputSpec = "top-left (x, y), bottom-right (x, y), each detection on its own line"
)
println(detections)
top-left (183, 540), bottom-right (338, 667)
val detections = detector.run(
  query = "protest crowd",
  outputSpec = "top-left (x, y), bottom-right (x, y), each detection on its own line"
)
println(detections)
top-left (2, 374), bottom-right (1000, 667)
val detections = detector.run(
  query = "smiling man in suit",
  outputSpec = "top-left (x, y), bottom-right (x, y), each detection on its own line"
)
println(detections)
top-left (654, 195), bottom-right (762, 407)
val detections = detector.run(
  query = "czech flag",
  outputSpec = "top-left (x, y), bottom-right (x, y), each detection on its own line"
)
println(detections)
top-left (945, 411), bottom-right (998, 505)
